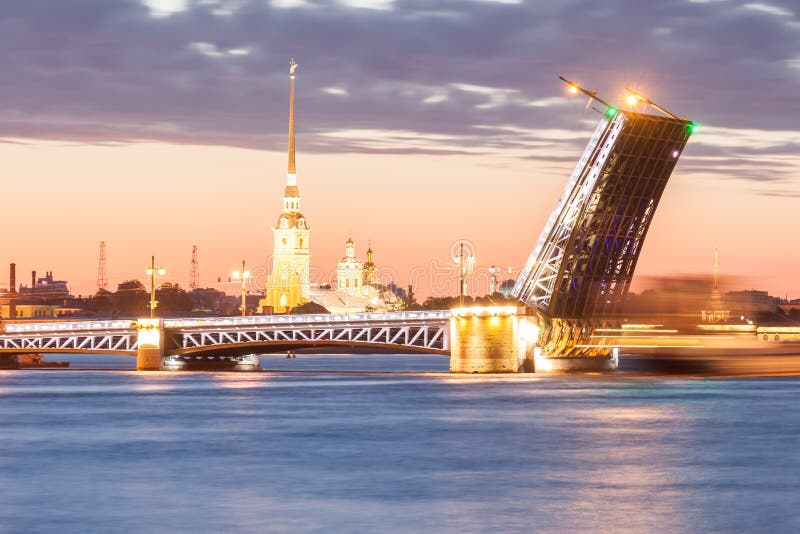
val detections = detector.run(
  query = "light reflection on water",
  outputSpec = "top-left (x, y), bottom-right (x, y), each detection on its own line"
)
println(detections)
top-left (0, 354), bottom-right (799, 533)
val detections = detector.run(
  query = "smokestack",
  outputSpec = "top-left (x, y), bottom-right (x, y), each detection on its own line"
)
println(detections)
top-left (9, 263), bottom-right (16, 319)
top-left (32, 270), bottom-right (36, 289)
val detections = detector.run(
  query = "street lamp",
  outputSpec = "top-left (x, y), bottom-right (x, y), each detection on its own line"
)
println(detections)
top-left (146, 255), bottom-right (166, 318)
top-left (232, 260), bottom-right (252, 317)
top-left (452, 241), bottom-right (475, 307)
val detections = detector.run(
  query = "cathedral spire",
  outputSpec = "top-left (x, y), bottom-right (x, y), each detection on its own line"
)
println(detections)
top-left (283, 58), bottom-right (301, 213)
top-left (288, 58), bottom-right (297, 176)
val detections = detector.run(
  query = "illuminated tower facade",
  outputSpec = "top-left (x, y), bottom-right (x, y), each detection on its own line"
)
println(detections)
top-left (363, 242), bottom-right (378, 285)
top-left (261, 59), bottom-right (310, 313)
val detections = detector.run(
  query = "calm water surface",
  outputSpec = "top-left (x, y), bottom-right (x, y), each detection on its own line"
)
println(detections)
top-left (1, 354), bottom-right (799, 533)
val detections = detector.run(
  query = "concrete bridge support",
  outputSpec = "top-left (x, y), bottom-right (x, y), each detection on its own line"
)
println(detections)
top-left (449, 306), bottom-right (535, 373)
top-left (449, 306), bottom-right (619, 373)
top-left (136, 318), bottom-right (164, 371)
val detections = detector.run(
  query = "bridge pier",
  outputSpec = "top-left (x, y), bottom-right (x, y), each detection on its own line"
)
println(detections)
top-left (449, 307), bottom-right (619, 373)
top-left (532, 317), bottom-right (619, 372)
top-left (449, 306), bottom-right (535, 373)
top-left (532, 347), bottom-right (619, 372)
top-left (136, 318), bottom-right (164, 371)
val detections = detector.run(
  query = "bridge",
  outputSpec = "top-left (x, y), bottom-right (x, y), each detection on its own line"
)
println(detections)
top-left (509, 79), bottom-right (696, 369)
top-left (0, 311), bottom-right (451, 370)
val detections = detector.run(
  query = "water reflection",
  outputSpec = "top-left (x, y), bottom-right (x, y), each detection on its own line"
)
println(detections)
top-left (0, 358), bottom-right (798, 532)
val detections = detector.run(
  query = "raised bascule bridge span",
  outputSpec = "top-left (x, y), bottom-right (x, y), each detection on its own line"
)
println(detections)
top-left (1, 78), bottom-right (702, 373)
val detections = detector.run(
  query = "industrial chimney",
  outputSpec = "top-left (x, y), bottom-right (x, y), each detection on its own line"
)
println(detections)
top-left (9, 263), bottom-right (16, 319)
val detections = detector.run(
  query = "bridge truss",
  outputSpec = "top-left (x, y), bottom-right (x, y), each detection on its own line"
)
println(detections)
top-left (0, 331), bottom-right (137, 354)
top-left (513, 106), bottom-right (693, 356)
top-left (167, 317), bottom-right (449, 355)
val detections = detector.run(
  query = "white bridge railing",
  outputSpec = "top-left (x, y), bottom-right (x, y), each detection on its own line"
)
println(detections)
top-left (1, 311), bottom-right (451, 333)
top-left (162, 310), bottom-right (451, 329)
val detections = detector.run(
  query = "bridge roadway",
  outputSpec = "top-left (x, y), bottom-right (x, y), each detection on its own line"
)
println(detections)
top-left (0, 311), bottom-right (451, 358)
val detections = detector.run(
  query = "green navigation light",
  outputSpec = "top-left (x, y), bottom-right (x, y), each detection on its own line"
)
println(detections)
top-left (688, 122), bottom-right (699, 134)
top-left (605, 106), bottom-right (618, 118)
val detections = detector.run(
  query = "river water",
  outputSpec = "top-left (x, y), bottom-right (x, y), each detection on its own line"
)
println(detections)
top-left (1, 354), bottom-right (799, 533)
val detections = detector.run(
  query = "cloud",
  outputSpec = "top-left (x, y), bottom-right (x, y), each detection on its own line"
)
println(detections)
top-left (321, 86), bottom-right (349, 96)
top-left (187, 41), bottom-right (251, 57)
top-left (0, 0), bottom-right (797, 191)
top-left (141, 0), bottom-right (189, 17)
top-left (741, 2), bottom-right (794, 17)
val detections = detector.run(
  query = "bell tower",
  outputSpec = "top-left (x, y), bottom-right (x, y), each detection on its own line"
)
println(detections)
top-left (261, 58), bottom-right (311, 313)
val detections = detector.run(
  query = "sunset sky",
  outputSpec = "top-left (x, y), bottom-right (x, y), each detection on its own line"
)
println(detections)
top-left (2, 0), bottom-right (799, 299)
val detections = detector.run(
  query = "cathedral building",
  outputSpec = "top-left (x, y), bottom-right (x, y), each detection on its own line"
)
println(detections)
top-left (260, 59), bottom-right (310, 314)
top-left (305, 237), bottom-right (395, 314)
top-left (335, 237), bottom-right (379, 296)
top-left (336, 236), bottom-right (364, 296)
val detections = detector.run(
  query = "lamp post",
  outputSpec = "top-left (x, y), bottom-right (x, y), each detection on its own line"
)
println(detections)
top-left (488, 265), bottom-right (497, 295)
top-left (146, 256), bottom-right (166, 318)
top-left (453, 241), bottom-right (475, 307)
top-left (232, 260), bottom-right (251, 317)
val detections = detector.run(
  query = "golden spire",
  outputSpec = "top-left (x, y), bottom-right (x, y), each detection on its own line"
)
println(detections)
top-left (288, 58), bottom-right (297, 175)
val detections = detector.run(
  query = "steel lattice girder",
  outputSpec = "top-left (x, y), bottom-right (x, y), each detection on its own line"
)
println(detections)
top-left (0, 332), bottom-right (138, 353)
top-left (166, 320), bottom-right (449, 353)
top-left (513, 111), bottom-right (692, 319)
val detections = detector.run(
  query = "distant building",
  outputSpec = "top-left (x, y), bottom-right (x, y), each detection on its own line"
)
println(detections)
top-left (700, 250), bottom-right (730, 323)
top-left (189, 287), bottom-right (231, 313)
top-left (0, 269), bottom-right (80, 318)
top-left (116, 280), bottom-right (147, 294)
top-left (18, 271), bottom-right (73, 303)
top-left (725, 290), bottom-right (781, 314)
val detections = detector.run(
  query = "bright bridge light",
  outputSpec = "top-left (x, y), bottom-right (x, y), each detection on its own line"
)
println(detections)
top-left (451, 305), bottom-right (518, 318)
top-left (626, 94), bottom-right (638, 106)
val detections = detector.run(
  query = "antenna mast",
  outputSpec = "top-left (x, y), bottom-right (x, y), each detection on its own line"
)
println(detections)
top-left (190, 245), bottom-right (199, 290)
top-left (97, 241), bottom-right (108, 292)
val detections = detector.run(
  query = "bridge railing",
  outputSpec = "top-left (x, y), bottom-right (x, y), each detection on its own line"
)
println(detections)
top-left (0, 311), bottom-right (452, 335)
top-left (163, 310), bottom-right (451, 329)
top-left (3, 319), bottom-right (137, 334)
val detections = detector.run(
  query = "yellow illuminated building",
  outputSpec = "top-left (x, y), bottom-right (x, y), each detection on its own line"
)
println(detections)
top-left (260, 59), bottom-right (310, 314)
top-left (1, 304), bottom-right (78, 319)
